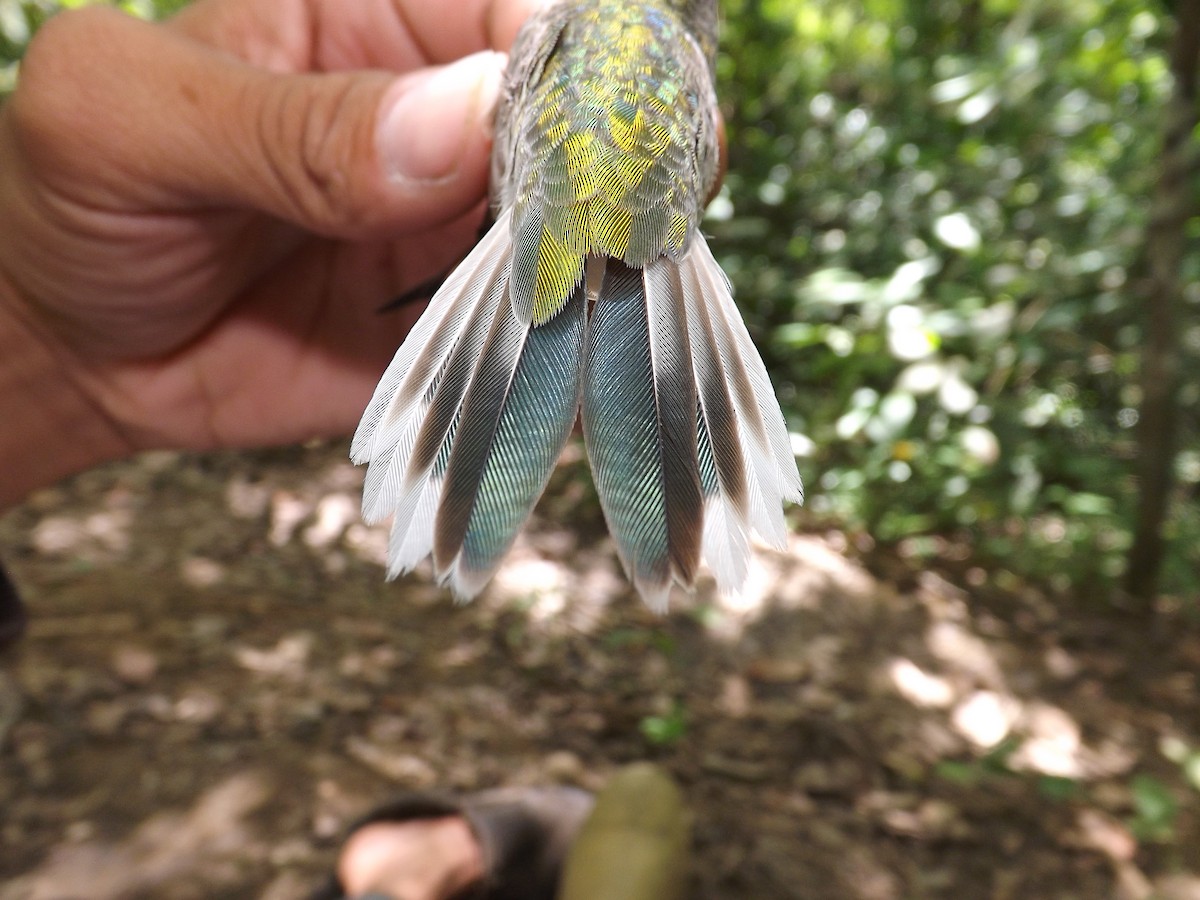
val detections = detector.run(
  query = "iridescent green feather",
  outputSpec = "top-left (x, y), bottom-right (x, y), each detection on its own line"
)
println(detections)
top-left (496, 0), bottom-right (721, 325)
top-left (581, 260), bottom-right (703, 610)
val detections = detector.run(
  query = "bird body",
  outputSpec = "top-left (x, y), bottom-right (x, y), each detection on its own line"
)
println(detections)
top-left (352, 0), bottom-right (802, 609)
top-left (494, 0), bottom-right (720, 325)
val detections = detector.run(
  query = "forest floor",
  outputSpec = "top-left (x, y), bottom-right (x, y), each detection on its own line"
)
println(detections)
top-left (1, 441), bottom-right (1198, 899)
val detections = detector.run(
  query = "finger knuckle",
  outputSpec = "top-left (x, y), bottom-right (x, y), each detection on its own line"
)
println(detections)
top-left (258, 75), bottom-right (381, 235)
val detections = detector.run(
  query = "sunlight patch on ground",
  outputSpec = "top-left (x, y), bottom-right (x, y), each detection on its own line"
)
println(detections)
top-left (705, 553), bottom-right (774, 633)
top-left (952, 689), bottom-right (1020, 749)
top-left (704, 534), bottom-right (879, 639)
top-left (1150, 875), bottom-right (1200, 900)
top-left (269, 491), bottom-right (312, 546)
top-left (888, 658), bottom-right (955, 708)
top-left (926, 621), bottom-right (1005, 687)
top-left (439, 637), bottom-right (489, 668)
top-left (224, 475), bottom-right (271, 519)
top-left (492, 556), bottom-right (570, 620)
top-left (303, 493), bottom-right (358, 549)
top-left (481, 533), bottom-right (626, 634)
top-left (1010, 701), bottom-right (1085, 777)
top-left (783, 534), bottom-right (878, 603)
top-left (234, 632), bottom-right (314, 679)
top-left (1072, 812), bottom-right (1200, 900)
top-left (345, 737), bottom-right (437, 785)
top-left (1161, 735), bottom-right (1200, 790)
top-left (880, 579), bottom-right (1142, 782)
top-left (238, 456), bottom-right (397, 571)
top-left (1074, 807), bottom-right (1137, 861)
top-left (180, 555), bottom-right (226, 587)
top-left (344, 522), bottom-right (389, 567)
top-left (257, 460), bottom-right (366, 549)
top-left (30, 507), bottom-right (132, 563)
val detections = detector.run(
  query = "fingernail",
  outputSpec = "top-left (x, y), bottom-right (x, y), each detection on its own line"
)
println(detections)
top-left (378, 51), bottom-right (505, 184)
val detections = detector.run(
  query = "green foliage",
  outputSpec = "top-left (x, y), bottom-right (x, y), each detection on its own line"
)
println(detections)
top-left (933, 734), bottom-right (1026, 784)
top-left (602, 626), bottom-right (678, 657)
top-left (1129, 773), bottom-right (1178, 841)
top-left (1161, 735), bottom-right (1200, 792)
top-left (936, 757), bottom-right (1084, 803)
top-left (1, 0), bottom-right (189, 92)
top-left (1036, 775), bottom-right (1082, 801)
top-left (640, 700), bottom-right (689, 746)
top-left (712, 0), bottom-right (1198, 597)
top-left (0, 1), bottom-right (48, 91)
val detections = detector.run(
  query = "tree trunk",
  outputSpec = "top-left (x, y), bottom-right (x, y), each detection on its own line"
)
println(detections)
top-left (1126, 0), bottom-right (1200, 600)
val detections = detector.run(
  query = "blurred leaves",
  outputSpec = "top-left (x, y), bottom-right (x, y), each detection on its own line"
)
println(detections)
top-left (712, 0), bottom-right (1198, 597)
top-left (1129, 774), bottom-right (1178, 842)
top-left (640, 700), bottom-right (689, 746)
top-left (1, 0), bottom-right (188, 92)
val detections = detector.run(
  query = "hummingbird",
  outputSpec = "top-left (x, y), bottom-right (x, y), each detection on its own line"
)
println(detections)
top-left (351, 0), bottom-right (802, 610)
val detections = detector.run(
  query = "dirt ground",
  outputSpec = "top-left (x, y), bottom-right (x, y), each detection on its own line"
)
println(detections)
top-left (1, 441), bottom-right (1198, 899)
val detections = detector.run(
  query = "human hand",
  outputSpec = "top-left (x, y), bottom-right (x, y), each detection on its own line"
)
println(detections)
top-left (0, 0), bottom-right (535, 504)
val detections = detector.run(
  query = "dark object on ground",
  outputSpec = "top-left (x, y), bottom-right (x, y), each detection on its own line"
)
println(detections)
top-left (314, 785), bottom-right (594, 900)
top-left (0, 562), bottom-right (26, 651)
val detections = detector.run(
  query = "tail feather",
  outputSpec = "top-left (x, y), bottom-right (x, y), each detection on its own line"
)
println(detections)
top-left (354, 209), bottom-right (585, 598)
top-left (695, 238), bottom-right (803, 505)
top-left (701, 493), bottom-right (750, 593)
top-left (360, 265), bottom-right (497, 525)
top-left (388, 473), bottom-right (441, 577)
top-left (356, 212), bottom-right (512, 525)
top-left (352, 211), bottom-right (513, 466)
top-left (644, 260), bottom-right (705, 583)
top-left (436, 283), bottom-right (586, 596)
top-left (355, 219), bottom-right (802, 609)
top-left (681, 235), bottom-right (803, 552)
top-left (696, 404), bottom-right (750, 593)
top-left (582, 259), bottom-right (703, 611)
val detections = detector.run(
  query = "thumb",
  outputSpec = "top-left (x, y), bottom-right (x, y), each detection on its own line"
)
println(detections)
top-left (231, 50), bottom-right (507, 237)
top-left (11, 6), bottom-right (505, 238)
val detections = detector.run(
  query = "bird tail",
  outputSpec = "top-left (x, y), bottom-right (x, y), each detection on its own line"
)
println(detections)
top-left (581, 236), bottom-right (803, 611)
top-left (351, 209), bottom-right (586, 599)
top-left (353, 218), bottom-right (801, 609)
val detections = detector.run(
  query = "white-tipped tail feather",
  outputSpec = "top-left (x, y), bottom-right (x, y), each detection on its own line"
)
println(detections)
top-left (353, 223), bottom-right (802, 609)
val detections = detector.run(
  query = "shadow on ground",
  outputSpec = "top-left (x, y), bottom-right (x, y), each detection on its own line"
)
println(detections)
top-left (1, 442), bottom-right (1197, 899)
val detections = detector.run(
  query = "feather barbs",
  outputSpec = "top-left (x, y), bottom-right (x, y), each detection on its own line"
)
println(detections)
top-left (352, 217), bottom-right (803, 609)
top-left (352, 0), bottom-right (800, 610)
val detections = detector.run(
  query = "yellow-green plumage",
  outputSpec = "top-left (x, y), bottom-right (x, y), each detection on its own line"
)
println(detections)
top-left (353, 0), bottom-right (802, 609)
top-left (495, 0), bottom-right (721, 324)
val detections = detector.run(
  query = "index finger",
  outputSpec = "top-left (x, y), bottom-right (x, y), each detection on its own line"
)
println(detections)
top-left (168, 0), bottom-right (544, 73)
